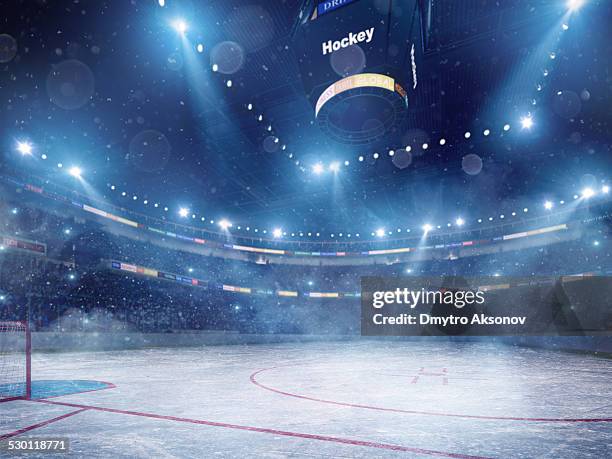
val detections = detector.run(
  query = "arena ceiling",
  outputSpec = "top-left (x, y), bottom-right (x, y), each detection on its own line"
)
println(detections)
top-left (1, 0), bottom-right (611, 237)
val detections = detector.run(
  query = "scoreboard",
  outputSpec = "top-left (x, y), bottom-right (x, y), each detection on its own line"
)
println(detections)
top-left (294, 0), bottom-right (423, 144)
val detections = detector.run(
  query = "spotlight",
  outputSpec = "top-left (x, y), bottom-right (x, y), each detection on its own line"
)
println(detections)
top-left (179, 207), bottom-right (189, 218)
top-left (375, 228), bottom-right (385, 237)
top-left (503, 124), bottom-right (511, 132)
top-left (196, 43), bottom-right (204, 53)
top-left (544, 201), bottom-right (553, 210)
top-left (567, 0), bottom-right (585, 11)
top-left (422, 223), bottom-right (432, 233)
top-left (602, 185), bottom-right (609, 194)
top-left (312, 163), bottom-right (324, 174)
top-left (520, 115), bottom-right (534, 130)
top-left (593, 240), bottom-right (600, 247)
top-left (455, 217), bottom-right (465, 227)
top-left (272, 228), bottom-right (282, 238)
top-left (64, 229), bottom-right (71, 235)
top-left (483, 129), bottom-right (490, 136)
top-left (68, 166), bottom-right (82, 178)
top-left (329, 162), bottom-right (340, 172)
top-left (581, 187), bottom-right (595, 198)
top-left (188, 268), bottom-right (194, 273)
top-left (172, 19), bottom-right (188, 35)
top-left (219, 219), bottom-right (232, 230)
top-left (16, 141), bottom-right (33, 155)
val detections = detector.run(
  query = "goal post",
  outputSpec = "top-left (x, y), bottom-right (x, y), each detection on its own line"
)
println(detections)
top-left (0, 321), bottom-right (31, 402)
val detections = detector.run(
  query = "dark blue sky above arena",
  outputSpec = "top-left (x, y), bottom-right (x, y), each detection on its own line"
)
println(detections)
top-left (1, 0), bottom-right (611, 238)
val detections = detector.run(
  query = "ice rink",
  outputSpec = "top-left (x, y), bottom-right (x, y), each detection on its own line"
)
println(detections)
top-left (1, 341), bottom-right (612, 458)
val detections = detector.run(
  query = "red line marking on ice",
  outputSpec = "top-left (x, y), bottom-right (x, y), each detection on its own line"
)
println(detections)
top-left (0, 408), bottom-right (88, 440)
top-left (249, 367), bottom-right (612, 423)
top-left (34, 399), bottom-right (488, 459)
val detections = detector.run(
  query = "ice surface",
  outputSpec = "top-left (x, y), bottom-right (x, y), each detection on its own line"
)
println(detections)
top-left (1, 341), bottom-right (611, 458)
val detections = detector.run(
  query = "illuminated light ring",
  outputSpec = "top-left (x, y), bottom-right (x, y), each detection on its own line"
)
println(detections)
top-left (315, 73), bottom-right (409, 145)
top-left (315, 73), bottom-right (401, 116)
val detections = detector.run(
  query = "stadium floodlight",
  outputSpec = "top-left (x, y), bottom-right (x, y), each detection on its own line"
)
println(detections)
top-left (68, 166), bottom-right (82, 178)
top-left (375, 228), bottom-right (385, 237)
top-left (602, 185), bottom-right (610, 194)
top-left (520, 115), bottom-right (534, 130)
top-left (581, 187), bottom-right (595, 199)
top-left (272, 228), bottom-right (282, 238)
top-left (422, 223), bottom-right (433, 233)
top-left (312, 163), bottom-right (324, 175)
top-left (567, 0), bottom-right (585, 11)
top-left (544, 201), bottom-right (553, 210)
top-left (455, 217), bottom-right (465, 227)
top-left (218, 219), bottom-right (232, 230)
top-left (329, 161), bottom-right (340, 172)
top-left (16, 141), bottom-right (32, 155)
top-left (178, 207), bottom-right (189, 218)
top-left (172, 19), bottom-right (188, 35)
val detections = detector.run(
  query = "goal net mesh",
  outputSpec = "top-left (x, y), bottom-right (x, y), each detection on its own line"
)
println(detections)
top-left (0, 321), bottom-right (29, 401)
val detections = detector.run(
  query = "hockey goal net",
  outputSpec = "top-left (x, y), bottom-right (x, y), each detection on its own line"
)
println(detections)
top-left (0, 321), bottom-right (31, 402)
